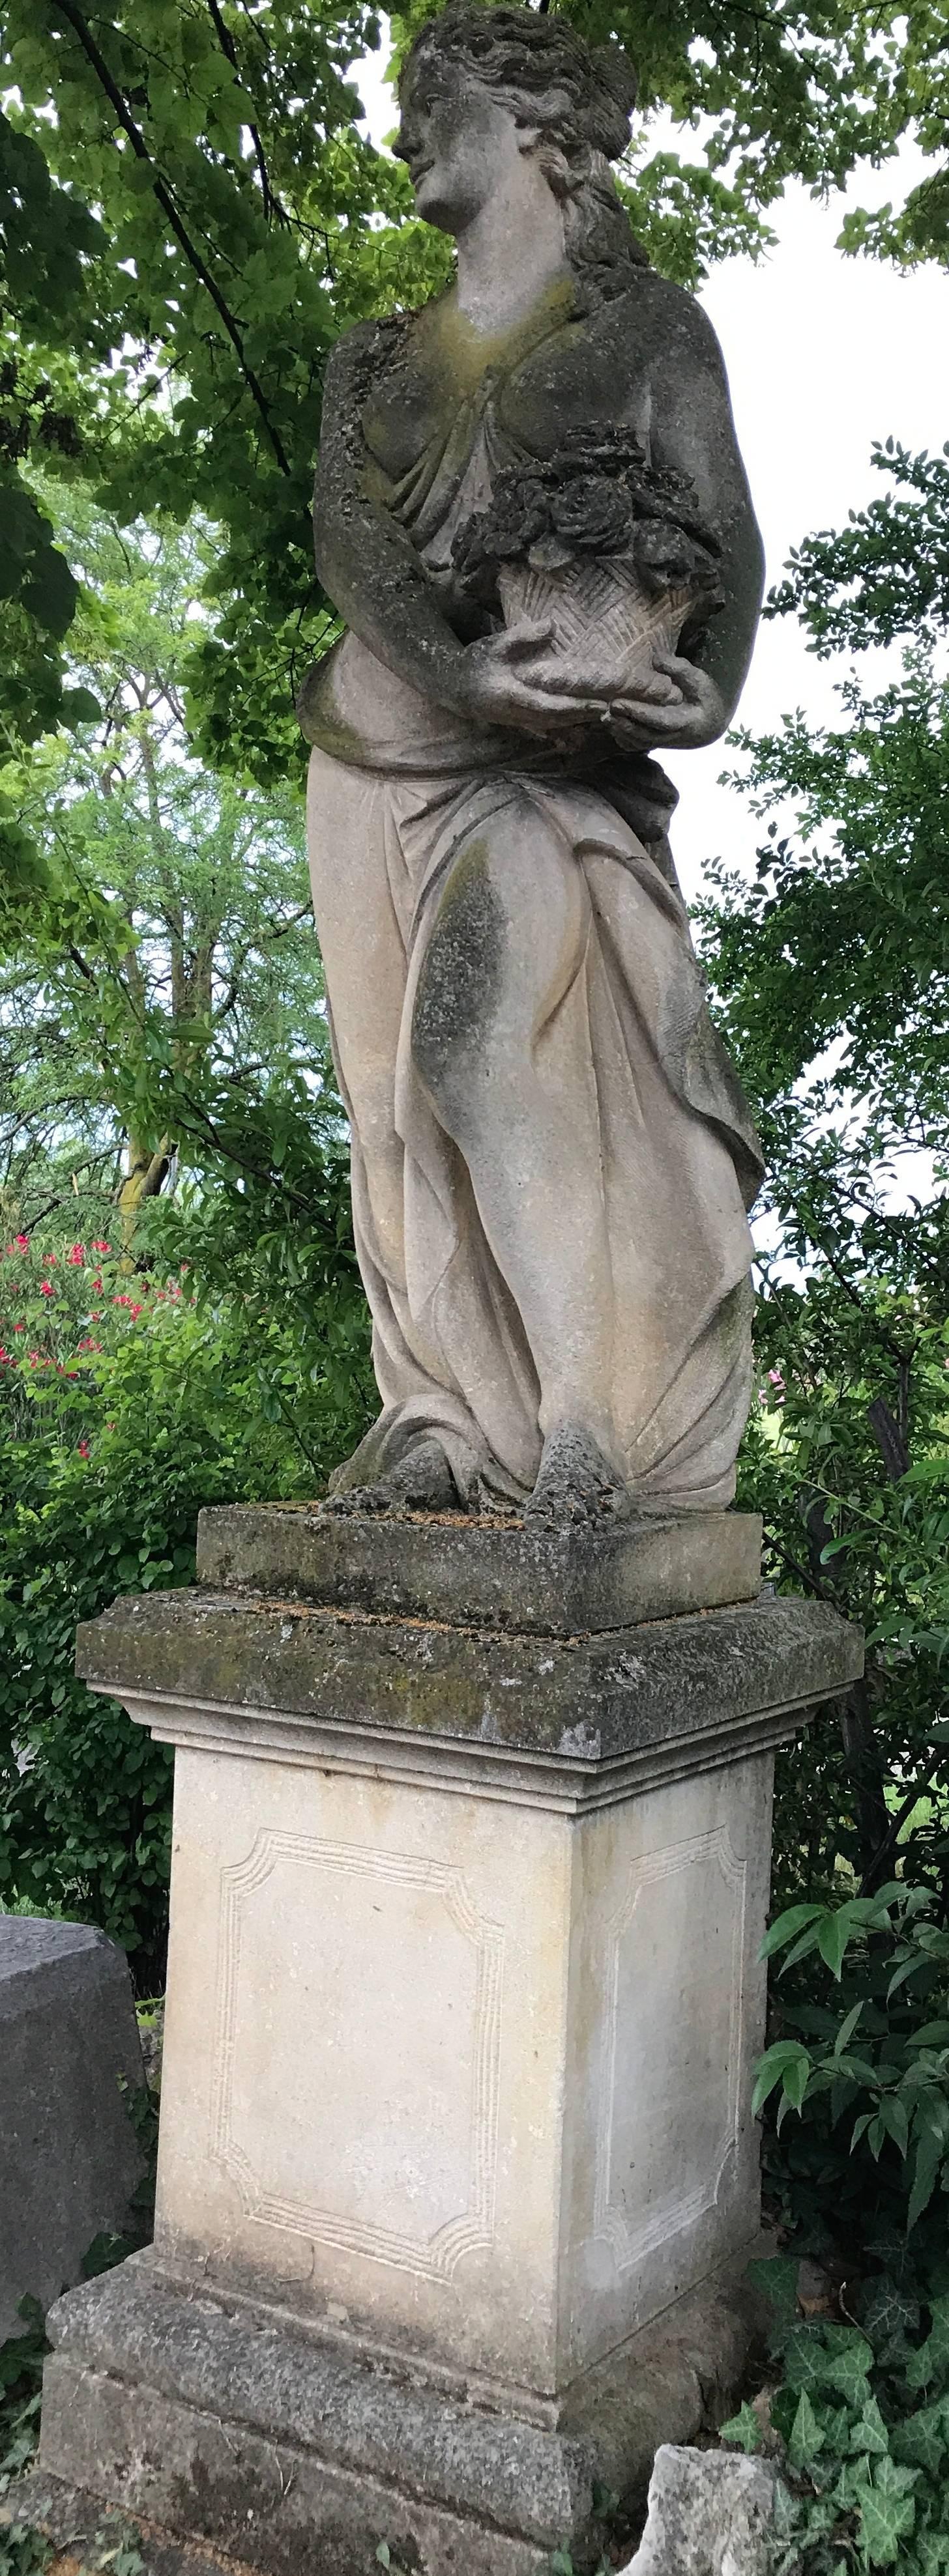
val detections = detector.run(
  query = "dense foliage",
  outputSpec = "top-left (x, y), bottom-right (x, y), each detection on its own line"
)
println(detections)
top-left (723, 2257), bottom-right (949, 2573)
top-left (686, 442), bottom-right (949, 2558)
top-left (0, 1227), bottom-right (370, 1983)
top-left (1, 0), bottom-right (947, 835)
top-left (697, 440), bottom-right (949, 1925)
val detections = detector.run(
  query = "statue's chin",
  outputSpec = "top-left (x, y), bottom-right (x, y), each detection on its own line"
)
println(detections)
top-left (412, 178), bottom-right (464, 236)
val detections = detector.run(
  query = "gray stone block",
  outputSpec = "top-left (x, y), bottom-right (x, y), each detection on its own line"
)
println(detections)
top-left (76, 1584), bottom-right (863, 1784)
top-left (196, 1502), bottom-right (763, 1633)
top-left (0, 1917), bottom-right (145, 2341)
top-left (39, 2253), bottom-right (762, 2576)
top-left (622, 2444), bottom-right (776, 2575)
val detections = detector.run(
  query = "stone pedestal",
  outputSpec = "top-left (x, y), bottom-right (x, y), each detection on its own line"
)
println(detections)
top-left (39, 1508), bottom-right (862, 2575)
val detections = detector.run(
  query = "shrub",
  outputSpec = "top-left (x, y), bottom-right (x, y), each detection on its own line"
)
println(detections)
top-left (723, 2255), bottom-right (949, 2573)
top-left (0, 1228), bottom-right (372, 1984)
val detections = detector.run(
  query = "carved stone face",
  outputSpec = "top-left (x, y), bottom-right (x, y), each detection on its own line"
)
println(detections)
top-left (396, 59), bottom-right (523, 234)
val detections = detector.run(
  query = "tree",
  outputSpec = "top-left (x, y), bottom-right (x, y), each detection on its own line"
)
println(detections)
top-left (1, 493), bottom-right (330, 1235)
top-left (1, 0), bottom-right (946, 818)
top-left (696, 440), bottom-right (949, 1908)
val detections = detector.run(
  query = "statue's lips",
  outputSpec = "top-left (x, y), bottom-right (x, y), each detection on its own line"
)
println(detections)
top-left (409, 160), bottom-right (434, 187)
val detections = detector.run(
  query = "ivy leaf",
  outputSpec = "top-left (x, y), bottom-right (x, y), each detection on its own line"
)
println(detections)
top-left (747, 2255), bottom-right (802, 2345)
top-left (848, 2397), bottom-right (891, 2457)
top-left (906, 2298), bottom-right (949, 2391)
top-left (890, 2398), bottom-right (948, 2478)
top-left (788, 2388), bottom-right (826, 2470)
top-left (914, 2535), bottom-right (949, 2573)
top-left (854, 2455), bottom-right (918, 2566)
top-left (719, 2400), bottom-right (763, 2454)
top-left (860, 2276), bottom-right (921, 2365)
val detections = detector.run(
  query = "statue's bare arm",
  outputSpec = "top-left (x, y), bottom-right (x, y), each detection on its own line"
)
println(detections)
top-left (602, 292), bottom-right (764, 750)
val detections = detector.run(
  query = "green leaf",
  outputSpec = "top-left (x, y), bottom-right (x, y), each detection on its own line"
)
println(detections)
top-left (788, 2386), bottom-right (826, 2470)
top-left (759, 1902), bottom-right (826, 1960)
top-left (907, 2131), bottom-right (946, 2234)
top-left (891, 2397), bottom-right (947, 2478)
top-left (719, 2400), bottom-right (763, 2454)
top-left (906, 2298), bottom-right (949, 2388)
top-left (747, 2256), bottom-right (802, 2344)
top-left (818, 1909), bottom-right (863, 1977)
top-left (752, 2042), bottom-right (811, 2119)
top-left (847, 2397), bottom-right (890, 2456)
top-left (855, 2455), bottom-right (918, 2566)
top-left (834, 1999), bottom-right (866, 2056)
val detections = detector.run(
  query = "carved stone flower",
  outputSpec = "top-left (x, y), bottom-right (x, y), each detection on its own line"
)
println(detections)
top-left (549, 476), bottom-right (632, 553)
top-left (632, 518), bottom-right (696, 594)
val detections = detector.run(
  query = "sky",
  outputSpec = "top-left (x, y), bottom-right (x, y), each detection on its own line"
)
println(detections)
top-left (354, 48), bottom-right (948, 904)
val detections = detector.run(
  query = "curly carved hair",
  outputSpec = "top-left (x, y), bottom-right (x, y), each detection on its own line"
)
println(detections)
top-left (401, 4), bottom-right (648, 303)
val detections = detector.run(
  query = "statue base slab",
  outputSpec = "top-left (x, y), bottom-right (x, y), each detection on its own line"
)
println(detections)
top-left (194, 1500), bottom-right (764, 1633)
top-left (38, 2250), bottom-right (761, 2576)
top-left (42, 1522), bottom-right (862, 2571)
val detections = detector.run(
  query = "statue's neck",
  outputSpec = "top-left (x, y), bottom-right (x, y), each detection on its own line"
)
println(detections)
top-left (454, 179), bottom-right (571, 337)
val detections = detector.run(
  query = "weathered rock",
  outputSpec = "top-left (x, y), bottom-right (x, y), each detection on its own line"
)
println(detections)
top-left (624, 2444), bottom-right (777, 2576)
top-left (0, 1917), bottom-right (145, 2340)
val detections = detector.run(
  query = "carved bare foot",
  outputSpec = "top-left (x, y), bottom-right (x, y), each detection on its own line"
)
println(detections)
top-left (321, 1435), bottom-right (460, 1518)
top-left (525, 1423), bottom-right (630, 1528)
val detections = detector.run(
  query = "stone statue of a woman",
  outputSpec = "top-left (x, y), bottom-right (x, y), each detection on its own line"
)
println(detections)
top-left (299, 2), bottom-right (765, 1524)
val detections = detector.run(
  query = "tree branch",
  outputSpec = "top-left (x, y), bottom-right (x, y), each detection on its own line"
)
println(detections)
top-left (50, 0), bottom-right (292, 476)
top-left (203, 0), bottom-right (287, 229)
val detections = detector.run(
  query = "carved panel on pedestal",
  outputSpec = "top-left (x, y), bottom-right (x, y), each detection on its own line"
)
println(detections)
top-left (211, 1829), bottom-right (504, 2279)
top-left (594, 1825), bottom-right (747, 2269)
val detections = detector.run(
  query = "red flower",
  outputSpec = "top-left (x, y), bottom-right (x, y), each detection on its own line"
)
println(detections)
top-left (77, 1440), bottom-right (90, 1459)
top-left (14, 1234), bottom-right (28, 1251)
top-left (39, 1280), bottom-right (55, 1298)
top-left (41, 1251), bottom-right (57, 1267)
top-left (66, 1244), bottom-right (85, 1266)
top-left (91, 1273), bottom-right (103, 1291)
top-left (129, 1303), bottom-right (143, 1319)
top-left (13, 1323), bottom-right (25, 1334)
top-left (0, 1347), bottom-right (11, 1364)
top-left (91, 1240), bottom-right (111, 1255)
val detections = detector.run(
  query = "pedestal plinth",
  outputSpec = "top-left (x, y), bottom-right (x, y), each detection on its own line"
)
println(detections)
top-left (40, 1508), bottom-right (862, 2575)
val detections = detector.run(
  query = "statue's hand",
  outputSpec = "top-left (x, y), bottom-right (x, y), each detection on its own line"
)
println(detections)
top-left (607, 654), bottom-right (727, 752)
top-left (458, 627), bottom-right (600, 736)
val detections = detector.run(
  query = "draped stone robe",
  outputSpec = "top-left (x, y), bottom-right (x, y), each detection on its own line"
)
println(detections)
top-left (304, 354), bottom-right (763, 1510)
